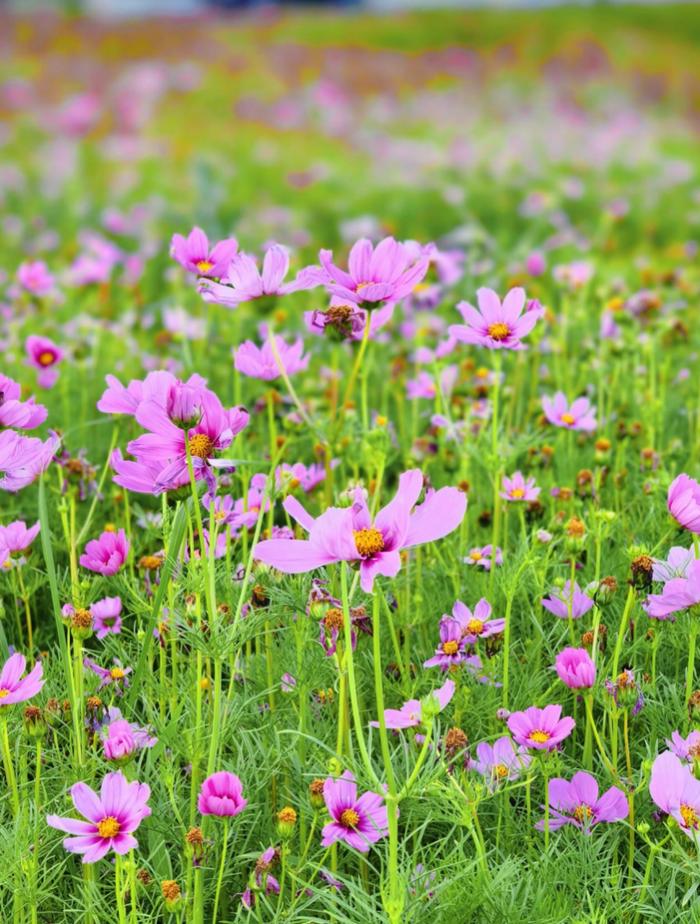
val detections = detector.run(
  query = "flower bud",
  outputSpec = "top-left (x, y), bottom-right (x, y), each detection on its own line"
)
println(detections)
top-left (161, 880), bottom-right (182, 912)
top-left (276, 805), bottom-right (297, 839)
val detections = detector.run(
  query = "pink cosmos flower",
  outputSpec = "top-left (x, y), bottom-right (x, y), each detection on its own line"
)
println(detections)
top-left (370, 679), bottom-right (455, 730)
top-left (649, 751), bottom-right (700, 840)
top-left (85, 658), bottom-right (131, 692)
top-left (25, 335), bottom-right (64, 389)
top-left (64, 597), bottom-right (123, 639)
top-left (507, 704), bottom-right (575, 751)
top-left (501, 471), bottom-right (540, 502)
top-left (17, 260), bottom-right (54, 296)
top-left (525, 252), bottom-right (547, 276)
top-left (448, 287), bottom-right (539, 351)
top-left (666, 730), bottom-right (700, 764)
top-left (0, 374), bottom-right (47, 430)
top-left (0, 519), bottom-right (40, 556)
top-left (233, 336), bottom-right (309, 381)
top-left (126, 389), bottom-right (249, 493)
top-left (653, 546), bottom-right (693, 583)
top-left (644, 559), bottom-right (700, 620)
top-left (451, 598), bottom-right (505, 644)
top-left (102, 715), bottom-right (156, 763)
top-left (275, 462), bottom-right (331, 494)
top-left (198, 771), bottom-right (247, 817)
top-left (321, 771), bottom-right (389, 852)
top-left (46, 770), bottom-right (151, 863)
top-left (542, 581), bottom-right (595, 619)
top-left (0, 652), bottom-right (44, 705)
top-left (463, 544), bottom-right (502, 571)
top-left (536, 771), bottom-right (627, 833)
top-left (0, 430), bottom-right (59, 493)
top-left (668, 474), bottom-right (700, 534)
top-left (97, 371), bottom-right (207, 418)
top-left (554, 647), bottom-right (596, 689)
top-left (198, 243), bottom-right (324, 309)
top-left (542, 392), bottom-right (597, 432)
top-left (170, 227), bottom-right (238, 277)
top-left (423, 619), bottom-right (468, 670)
top-left (254, 469), bottom-right (467, 593)
top-left (468, 736), bottom-right (532, 790)
top-left (318, 236), bottom-right (429, 307)
top-left (79, 529), bottom-right (129, 576)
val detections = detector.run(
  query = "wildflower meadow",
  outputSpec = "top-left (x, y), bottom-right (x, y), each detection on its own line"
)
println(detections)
top-left (1, 6), bottom-right (700, 922)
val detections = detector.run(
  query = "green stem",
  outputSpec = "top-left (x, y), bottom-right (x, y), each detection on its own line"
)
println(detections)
top-left (0, 715), bottom-right (19, 816)
top-left (212, 822), bottom-right (230, 924)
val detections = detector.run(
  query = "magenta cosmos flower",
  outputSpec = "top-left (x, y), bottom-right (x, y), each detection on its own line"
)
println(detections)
top-left (233, 336), bottom-right (309, 381)
top-left (501, 471), bottom-right (540, 503)
top-left (507, 705), bottom-right (575, 751)
top-left (536, 771), bottom-right (627, 833)
top-left (198, 771), bottom-right (247, 817)
top-left (25, 335), bottom-right (64, 389)
top-left (644, 559), bottom-right (700, 620)
top-left (126, 389), bottom-right (249, 493)
top-left (0, 430), bottom-right (59, 493)
top-left (0, 519), bottom-right (40, 556)
top-left (448, 287), bottom-right (539, 351)
top-left (468, 736), bottom-right (532, 790)
top-left (463, 544), bottom-right (502, 571)
top-left (102, 714), bottom-right (156, 763)
top-left (319, 237), bottom-right (429, 307)
top-left (170, 226), bottom-right (237, 277)
top-left (80, 529), bottom-right (129, 576)
top-left (198, 243), bottom-right (324, 309)
top-left (0, 652), bottom-right (44, 705)
top-left (46, 771), bottom-right (151, 863)
top-left (321, 771), bottom-right (389, 852)
top-left (451, 598), bottom-right (505, 644)
top-left (542, 581), bottom-right (595, 619)
top-left (371, 679), bottom-right (455, 730)
top-left (554, 647), bottom-right (596, 689)
top-left (649, 751), bottom-right (700, 840)
top-left (255, 469), bottom-right (466, 593)
top-left (542, 392), bottom-right (597, 432)
top-left (668, 474), bottom-right (700, 534)
top-left (0, 374), bottom-right (47, 430)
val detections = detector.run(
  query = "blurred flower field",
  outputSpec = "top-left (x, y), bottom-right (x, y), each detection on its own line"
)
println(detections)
top-left (1, 5), bottom-right (700, 922)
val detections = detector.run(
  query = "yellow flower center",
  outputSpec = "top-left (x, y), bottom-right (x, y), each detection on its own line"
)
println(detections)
top-left (573, 804), bottom-right (593, 823)
top-left (0, 689), bottom-right (9, 699)
top-left (510, 487), bottom-right (525, 499)
top-left (469, 550), bottom-right (483, 561)
top-left (354, 528), bottom-right (385, 558)
top-left (110, 667), bottom-right (125, 680)
top-left (195, 260), bottom-right (214, 273)
top-left (493, 764), bottom-right (509, 779)
top-left (681, 803), bottom-right (699, 829)
top-left (487, 322), bottom-right (510, 341)
top-left (529, 730), bottom-right (551, 744)
top-left (466, 618), bottom-right (485, 636)
top-left (442, 640), bottom-right (459, 655)
top-left (38, 350), bottom-right (55, 367)
top-left (97, 816), bottom-right (121, 838)
top-left (561, 413), bottom-right (575, 425)
top-left (188, 434), bottom-right (214, 459)
top-left (340, 808), bottom-right (360, 828)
